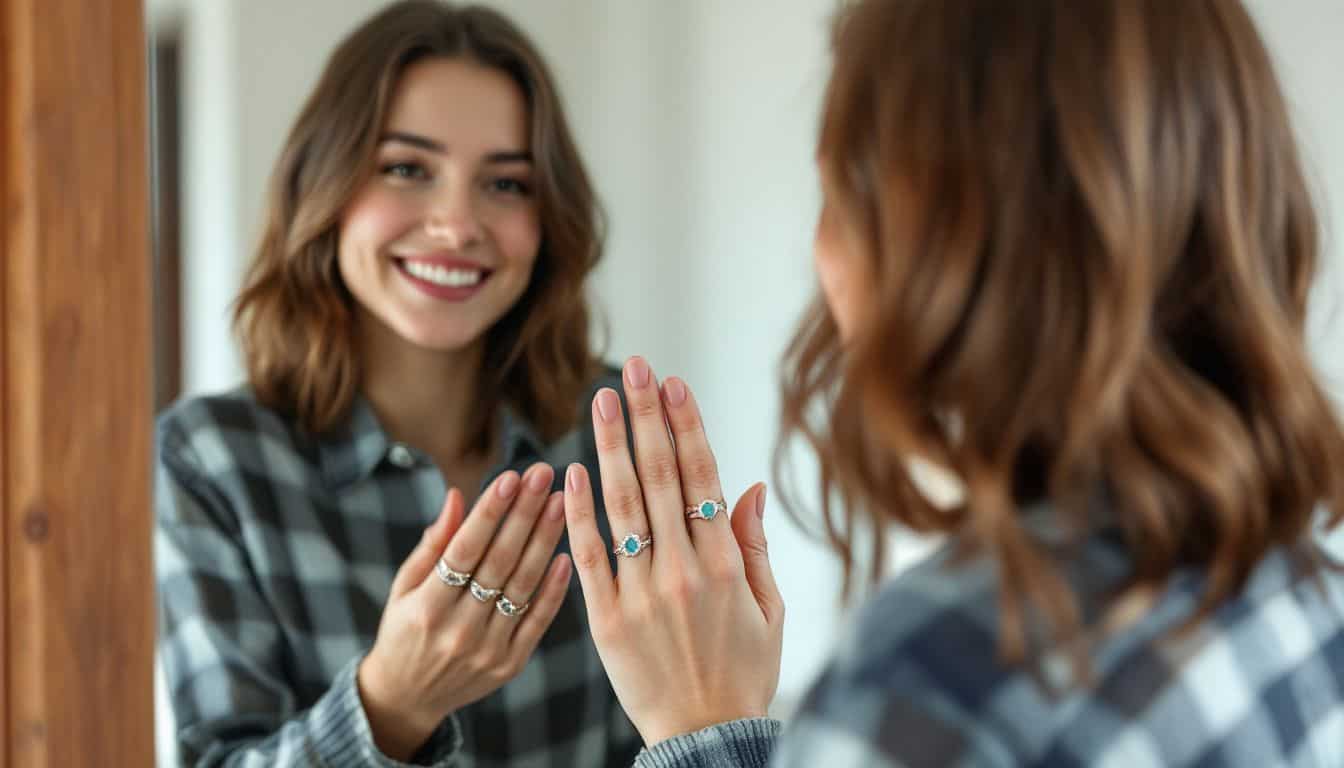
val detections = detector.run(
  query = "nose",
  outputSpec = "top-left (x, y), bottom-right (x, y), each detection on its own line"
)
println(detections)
top-left (423, 186), bottom-right (482, 249)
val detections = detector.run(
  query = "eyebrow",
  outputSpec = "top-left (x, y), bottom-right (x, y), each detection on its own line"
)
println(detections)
top-left (379, 132), bottom-right (533, 164)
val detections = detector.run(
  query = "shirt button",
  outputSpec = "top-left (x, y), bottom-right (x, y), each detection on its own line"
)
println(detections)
top-left (388, 443), bottom-right (416, 469)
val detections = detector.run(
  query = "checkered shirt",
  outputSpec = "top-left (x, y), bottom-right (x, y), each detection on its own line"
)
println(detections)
top-left (156, 376), bottom-right (640, 767)
top-left (637, 527), bottom-right (1344, 767)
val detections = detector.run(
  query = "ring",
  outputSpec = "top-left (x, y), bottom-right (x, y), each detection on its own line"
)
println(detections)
top-left (613, 533), bottom-right (653, 558)
top-left (495, 595), bottom-right (529, 617)
top-left (686, 499), bottom-right (727, 521)
top-left (435, 558), bottom-right (471, 587)
top-left (469, 579), bottom-right (502, 602)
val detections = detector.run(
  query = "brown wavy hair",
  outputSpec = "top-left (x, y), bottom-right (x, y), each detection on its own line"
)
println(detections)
top-left (234, 0), bottom-right (601, 446)
top-left (778, 0), bottom-right (1344, 666)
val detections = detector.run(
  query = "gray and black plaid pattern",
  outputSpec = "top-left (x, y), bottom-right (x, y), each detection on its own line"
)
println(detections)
top-left (156, 377), bottom-right (640, 767)
top-left (638, 529), bottom-right (1344, 768)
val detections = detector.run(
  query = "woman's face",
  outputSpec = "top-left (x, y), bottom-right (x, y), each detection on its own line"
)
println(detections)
top-left (338, 56), bottom-right (541, 352)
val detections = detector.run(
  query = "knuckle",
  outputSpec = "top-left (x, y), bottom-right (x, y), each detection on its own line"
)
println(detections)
top-left (629, 396), bottom-right (663, 420)
top-left (658, 571), bottom-right (702, 604)
top-left (641, 454), bottom-right (680, 489)
top-left (572, 545), bottom-right (607, 572)
top-left (704, 551), bottom-right (743, 585)
top-left (608, 486), bottom-right (645, 519)
top-left (683, 455), bottom-right (720, 491)
top-left (440, 627), bottom-right (472, 659)
top-left (595, 430), bottom-right (626, 453)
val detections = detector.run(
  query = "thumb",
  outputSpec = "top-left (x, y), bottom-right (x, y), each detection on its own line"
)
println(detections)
top-left (390, 487), bottom-right (466, 599)
top-left (730, 483), bottom-right (784, 626)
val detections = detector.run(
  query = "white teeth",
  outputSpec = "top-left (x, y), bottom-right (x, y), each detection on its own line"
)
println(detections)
top-left (402, 261), bottom-right (483, 287)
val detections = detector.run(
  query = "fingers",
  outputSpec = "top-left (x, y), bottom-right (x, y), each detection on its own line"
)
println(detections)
top-left (660, 376), bottom-right (740, 567)
top-left (620, 357), bottom-right (695, 558)
top-left (562, 462), bottom-right (616, 611)
top-left (591, 388), bottom-right (655, 585)
top-left (506, 553), bottom-right (573, 664)
top-left (485, 491), bottom-right (566, 642)
top-left (395, 488), bottom-right (466, 599)
top-left (730, 484), bottom-right (784, 627)
top-left (461, 463), bottom-right (555, 615)
top-left (437, 470), bottom-right (523, 577)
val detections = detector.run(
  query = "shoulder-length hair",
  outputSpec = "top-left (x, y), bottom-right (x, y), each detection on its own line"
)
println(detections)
top-left (779, 0), bottom-right (1344, 665)
top-left (234, 0), bottom-right (601, 447)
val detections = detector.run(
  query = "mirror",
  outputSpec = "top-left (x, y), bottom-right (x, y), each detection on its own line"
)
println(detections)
top-left (146, 2), bottom-right (1344, 766)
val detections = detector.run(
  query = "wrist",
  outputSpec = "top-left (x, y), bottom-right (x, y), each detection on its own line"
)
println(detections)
top-left (357, 655), bottom-right (439, 761)
top-left (641, 708), bottom-right (769, 747)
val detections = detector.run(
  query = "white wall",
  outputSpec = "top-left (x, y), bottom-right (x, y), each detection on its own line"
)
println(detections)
top-left (151, 0), bottom-right (1344, 760)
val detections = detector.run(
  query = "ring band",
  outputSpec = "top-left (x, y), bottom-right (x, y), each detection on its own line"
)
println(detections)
top-left (686, 499), bottom-right (727, 521)
top-left (435, 558), bottom-right (471, 587)
top-left (613, 533), bottom-right (653, 558)
top-left (469, 579), bottom-right (502, 602)
top-left (495, 595), bottom-right (529, 617)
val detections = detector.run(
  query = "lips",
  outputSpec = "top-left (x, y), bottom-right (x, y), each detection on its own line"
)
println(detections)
top-left (393, 256), bottom-right (494, 301)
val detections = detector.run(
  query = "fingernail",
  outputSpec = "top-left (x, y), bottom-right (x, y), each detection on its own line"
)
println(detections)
top-left (595, 389), bottom-right (620, 424)
top-left (497, 471), bottom-right (520, 499)
top-left (625, 356), bottom-right (651, 389)
top-left (528, 464), bottom-right (554, 492)
top-left (566, 463), bottom-right (586, 493)
top-left (546, 492), bottom-right (565, 521)
top-left (663, 377), bottom-right (687, 407)
top-left (756, 485), bottom-right (768, 519)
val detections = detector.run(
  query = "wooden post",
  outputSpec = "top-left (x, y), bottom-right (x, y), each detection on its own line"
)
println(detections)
top-left (2, 0), bottom-right (154, 764)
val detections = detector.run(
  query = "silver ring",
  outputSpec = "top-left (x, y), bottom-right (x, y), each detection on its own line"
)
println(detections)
top-left (686, 498), bottom-right (727, 521)
top-left (469, 579), bottom-right (502, 603)
top-left (436, 558), bottom-right (471, 587)
top-left (613, 533), bottom-right (653, 558)
top-left (495, 595), bottom-right (529, 618)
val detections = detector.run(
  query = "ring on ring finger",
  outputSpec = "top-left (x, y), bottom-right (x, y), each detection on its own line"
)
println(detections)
top-left (613, 532), bottom-right (653, 558)
top-left (685, 498), bottom-right (727, 522)
top-left (495, 595), bottom-right (529, 618)
top-left (469, 579), bottom-right (502, 603)
top-left (436, 558), bottom-right (472, 587)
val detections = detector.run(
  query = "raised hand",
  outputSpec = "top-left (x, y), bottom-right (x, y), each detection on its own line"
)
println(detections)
top-left (357, 462), bottom-right (573, 760)
top-left (563, 357), bottom-right (784, 746)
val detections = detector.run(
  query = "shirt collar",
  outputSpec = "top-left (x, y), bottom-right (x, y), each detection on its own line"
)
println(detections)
top-left (318, 396), bottom-right (546, 490)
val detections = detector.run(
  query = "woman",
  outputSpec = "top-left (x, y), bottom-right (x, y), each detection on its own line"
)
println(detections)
top-left (564, 1), bottom-right (1344, 765)
top-left (155, 2), bottom-right (639, 765)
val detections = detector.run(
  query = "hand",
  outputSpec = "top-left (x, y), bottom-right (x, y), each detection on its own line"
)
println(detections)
top-left (357, 462), bottom-right (573, 760)
top-left (563, 356), bottom-right (785, 746)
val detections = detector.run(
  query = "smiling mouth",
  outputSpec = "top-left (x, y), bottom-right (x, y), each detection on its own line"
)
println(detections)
top-left (395, 258), bottom-right (491, 288)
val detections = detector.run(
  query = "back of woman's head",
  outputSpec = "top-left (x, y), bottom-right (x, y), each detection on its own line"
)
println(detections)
top-left (234, 1), bottom-right (601, 443)
top-left (781, 0), bottom-right (1344, 661)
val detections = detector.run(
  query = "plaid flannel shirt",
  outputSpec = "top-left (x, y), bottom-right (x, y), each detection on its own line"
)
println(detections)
top-left (156, 375), bottom-right (641, 767)
top-left (637, 525), bottom-right (1344, 767)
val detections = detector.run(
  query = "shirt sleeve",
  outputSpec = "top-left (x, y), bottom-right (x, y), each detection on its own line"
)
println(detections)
top-left (155, 425), bottom-right (464, 767)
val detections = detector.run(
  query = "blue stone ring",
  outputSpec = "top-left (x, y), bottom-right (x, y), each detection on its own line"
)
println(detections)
top-left (613, 532), bottom-right (653, 558)
top-left (686, 499), bottom-right (727, 522)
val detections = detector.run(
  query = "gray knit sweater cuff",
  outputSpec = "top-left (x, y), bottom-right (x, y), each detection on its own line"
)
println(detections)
top-left (633, 718), bottom-right (781, 768)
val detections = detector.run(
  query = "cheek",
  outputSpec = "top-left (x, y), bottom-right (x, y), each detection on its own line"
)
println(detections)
top-left (488, 206), bottom-right (542, 271)
top-left (340, 187), bottom-right (420, 259)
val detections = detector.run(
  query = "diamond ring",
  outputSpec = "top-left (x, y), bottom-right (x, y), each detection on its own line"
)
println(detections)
top-left (435, 558), bottom-right (471, 587)
top-left (469, 579), bottom-right (502, 602)
top-left (496, 595), bottom-right (529, 618)
top-left (686, 499), bottom-right (727, 521)
top-left (613, 533), bottom-right (653, 558)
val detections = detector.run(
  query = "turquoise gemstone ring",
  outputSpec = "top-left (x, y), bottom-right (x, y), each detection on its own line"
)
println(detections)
top-left (686, 499), bottom-right (727, 522)
top-left (613, 533), bottom-right (653, 558)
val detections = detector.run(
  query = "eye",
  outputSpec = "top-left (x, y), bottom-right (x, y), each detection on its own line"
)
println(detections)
top-left (381, 162), bottom-right (429, 181)
top-left (488, 177), bottom-right (531, 196)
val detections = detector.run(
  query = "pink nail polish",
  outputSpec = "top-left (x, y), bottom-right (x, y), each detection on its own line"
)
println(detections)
top-left (625, 357), bottom-right (651, 389)
top-left (528, 464), bottom-right (554, 492)
top-left (596, 389), bottom-right (620, 424)
top-left (497, 471), bottom-right (520, 499)
top-left (566, 463), bottom-right (584, 493)
top-left (663, 377), bottom-right (687, 407)
top-left (756, 485), bottom-right (768, 518)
